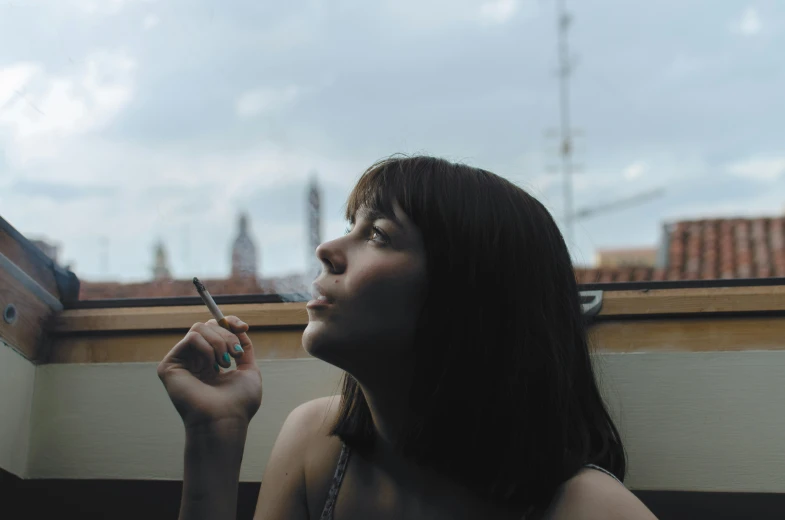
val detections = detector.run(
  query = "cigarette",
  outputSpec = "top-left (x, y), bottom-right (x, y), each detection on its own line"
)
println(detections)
top-left (193, 277), bottom-right (231, 331)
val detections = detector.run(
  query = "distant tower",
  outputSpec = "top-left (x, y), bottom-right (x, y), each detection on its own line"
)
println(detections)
top-left (307, 173), bottom-right (322, 279)
top-left (152, 241), bottom-right (172, 280)
top-left (232, 212), bottom-right (258, 278)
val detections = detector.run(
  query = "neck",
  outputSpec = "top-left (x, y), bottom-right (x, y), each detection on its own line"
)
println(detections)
top-left (344, 347), bottom-right (416, 467)
top-left (343, 347), bottom-right (414, 457)
top-left (358, 381), bottom-right (407, 461)
top-left (355, 380), bottom-right (520, 518)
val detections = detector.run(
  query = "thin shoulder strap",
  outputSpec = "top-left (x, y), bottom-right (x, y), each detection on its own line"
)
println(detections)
top-left (583, 463), bottom-right (624, 486)
top-left (319, 442), bottom-right (352, 520)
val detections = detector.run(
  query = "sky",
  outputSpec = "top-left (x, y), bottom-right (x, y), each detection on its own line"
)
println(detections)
top-left (1, 0), bottom-right (784, 283)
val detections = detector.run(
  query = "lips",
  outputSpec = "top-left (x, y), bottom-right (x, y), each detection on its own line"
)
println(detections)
top-left (310, 282), bottom-right (334, 304)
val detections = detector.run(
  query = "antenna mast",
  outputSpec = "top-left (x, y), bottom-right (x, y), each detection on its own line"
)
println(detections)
top-left (556, 0), bottom-right (576, 248)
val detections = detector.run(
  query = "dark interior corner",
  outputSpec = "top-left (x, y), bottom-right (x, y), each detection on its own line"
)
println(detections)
top-left (2, 467), bottom-right (783, 520)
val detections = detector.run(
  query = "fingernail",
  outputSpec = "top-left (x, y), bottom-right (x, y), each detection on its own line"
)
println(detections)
top-left (234, 344), bottom-right (243, 353)
top-left (222, 352), bottom-right (231, 364)
top-left (239, 321), bottom-right (247, 327)
top-left (213, 363), bottom-right (220, 372)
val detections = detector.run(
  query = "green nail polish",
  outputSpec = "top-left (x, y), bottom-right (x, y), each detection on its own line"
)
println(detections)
top-left (222, 352), bottom-right (231, 364)
top-left (234, 344), bottom-right (243, 353)
top-left (213, 363), bottom-right (220, 372)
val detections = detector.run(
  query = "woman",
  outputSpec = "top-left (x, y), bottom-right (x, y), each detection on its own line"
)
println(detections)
top-left (157, 156), bottom-right (658, 519)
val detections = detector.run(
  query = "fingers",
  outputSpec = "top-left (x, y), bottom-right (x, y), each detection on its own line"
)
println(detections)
top-left (159, 316), bottom-right (256, 381)
top-left (200, 321), bottom-right (243, 368)
top-left (201, 316), bottom-right (255, 369)
top-left (223, 316), bottom-right (251, 348)
top-left (222, 315), bottom-right (257, 369)
top-left (159, 329), bottom-right (218, 381)
top-left (224, 315), bottom-right (249, 334)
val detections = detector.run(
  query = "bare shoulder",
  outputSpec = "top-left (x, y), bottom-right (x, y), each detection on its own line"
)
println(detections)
top-left (287, 395), bottom-right (342, 435)
top-left (546, 468), bottom-right (659, 520)
top-left (294, 396), bottom-right (346, 516)
top-left (278, 395), bottom-right (343, 472)
top-left (254, 396), bottom-right (343, 520)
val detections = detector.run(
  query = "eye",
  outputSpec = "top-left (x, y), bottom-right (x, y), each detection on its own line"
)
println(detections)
top-left (369, 226), bottom-right (390, 245)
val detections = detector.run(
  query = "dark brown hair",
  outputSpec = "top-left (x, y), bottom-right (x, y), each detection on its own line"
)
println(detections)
top-left (331, 155), bottom-right (625, 518)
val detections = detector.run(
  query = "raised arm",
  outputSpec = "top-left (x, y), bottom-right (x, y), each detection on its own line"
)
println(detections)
top-left (157, 316), bottom-right (263, 520)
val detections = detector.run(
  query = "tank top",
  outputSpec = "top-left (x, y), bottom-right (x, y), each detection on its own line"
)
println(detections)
top-left (319, 443), bottom-right (625, 520)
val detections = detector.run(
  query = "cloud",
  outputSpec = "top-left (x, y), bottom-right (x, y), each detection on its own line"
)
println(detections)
top-left (562, 154), bottom-right (707, 228)
top-left (142, 13), bottom-right (160, 30)
top-left (727, 156), bottom-right (785, 181)
top-left (663, 55), bottom-right (705, 82)
top-left (623, 161), bottom-right (648, 181)
top-left (662, 191), bottom-right (785, 221)
top-left (0, 51), bottom-right (135, 167)
top-left (479, 0), bottom-right (518, 24)
top-left (70, 0), bottom-right (157, 15)
top-left (0, 62), bottom-right (40, 110)
top-left (522, 174), bottom-right (558, 201)
top-left (3, 0), bottom-right (785, 284)
top-left (377, 0), bottom-right (536, 30)
top-left (0, 138), bottom-right (358, 280)
top-left (732, 7), bottom-right (762, 36)
top-left (235, 86), bottom-right (301, 119)
top-left (10, 179), bottom-right (116, 201)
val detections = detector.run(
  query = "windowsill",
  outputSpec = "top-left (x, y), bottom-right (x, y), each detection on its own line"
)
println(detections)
top-left (52, 283), bottom-right (785, 334)
top-left (34, 284), bottom-right (785, 364)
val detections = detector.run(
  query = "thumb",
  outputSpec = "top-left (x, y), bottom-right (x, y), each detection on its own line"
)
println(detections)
top-left (224, 315), bottom-right (256, 368)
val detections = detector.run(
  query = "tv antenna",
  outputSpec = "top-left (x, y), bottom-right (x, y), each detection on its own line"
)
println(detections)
top-left (572, 188), bottom-right (666, 221)
top-left (546, 1), bottom-right (666, 247)
top-left (545, 0), bottom-right (580, 248)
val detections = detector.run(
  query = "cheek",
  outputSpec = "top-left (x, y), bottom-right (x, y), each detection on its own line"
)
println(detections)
top-left (303, 264), bottom-right (426, 361)
top-left (348, 266), bottom-right (425, 327)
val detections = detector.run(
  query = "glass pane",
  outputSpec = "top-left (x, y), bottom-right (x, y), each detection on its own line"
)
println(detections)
top-left (1, 1), bottom-right (783, 303)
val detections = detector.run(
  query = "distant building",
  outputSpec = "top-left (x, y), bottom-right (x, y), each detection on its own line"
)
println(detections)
top-left (152, 241), bottom-right (172, 280)
top-left (306, 174), bottom-right (322, 281)
top-left (231, 212), bottom-right (258, 279)
top-left (76, 205), bottom-right (320, 300)
top-left (77, 210), bottom-right (785, 299)
top-left (595, 248), bottom-right (657, 268)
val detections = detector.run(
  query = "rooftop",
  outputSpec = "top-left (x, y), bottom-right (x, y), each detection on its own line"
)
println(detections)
top-left (579, 215), bottom-right (785, 284)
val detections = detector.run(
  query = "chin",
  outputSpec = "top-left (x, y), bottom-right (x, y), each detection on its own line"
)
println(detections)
top-left (302, 321), bottom-right (335, 360)
top-left (302, 322), bottom-right (360, 372)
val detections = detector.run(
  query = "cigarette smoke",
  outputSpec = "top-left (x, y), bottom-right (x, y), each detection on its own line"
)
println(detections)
top-left (269, 271), bottom-right (317, 303)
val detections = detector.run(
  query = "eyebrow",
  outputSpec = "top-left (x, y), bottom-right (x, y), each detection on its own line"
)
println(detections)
top-left (357, 207), bottom-right (403, 230)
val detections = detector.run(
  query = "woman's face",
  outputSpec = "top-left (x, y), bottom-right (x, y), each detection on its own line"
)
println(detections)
top-left (302, 200), bottom-right (428, 381)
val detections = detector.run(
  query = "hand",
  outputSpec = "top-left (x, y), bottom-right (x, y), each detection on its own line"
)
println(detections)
top-left (157, 316), bottom-right (263, 432)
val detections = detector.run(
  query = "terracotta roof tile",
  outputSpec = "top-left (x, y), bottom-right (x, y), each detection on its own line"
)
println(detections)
top-left (79, 274), bottom-right (308, 301)
top-left (576, 215), bottom-right (785, 284)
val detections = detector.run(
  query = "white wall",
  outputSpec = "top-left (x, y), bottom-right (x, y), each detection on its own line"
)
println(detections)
top-left (28, 359), bottom-right (343, 482)
top-left (0, 339), bottom-right (36, 478)
top-left (597, 351), bottom-right (785, 492)
top-left (20, 351), bottom-right (785, 493)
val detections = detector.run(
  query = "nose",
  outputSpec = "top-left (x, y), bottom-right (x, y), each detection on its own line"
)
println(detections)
top-left (315, 238), bottom-right (346, 275)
